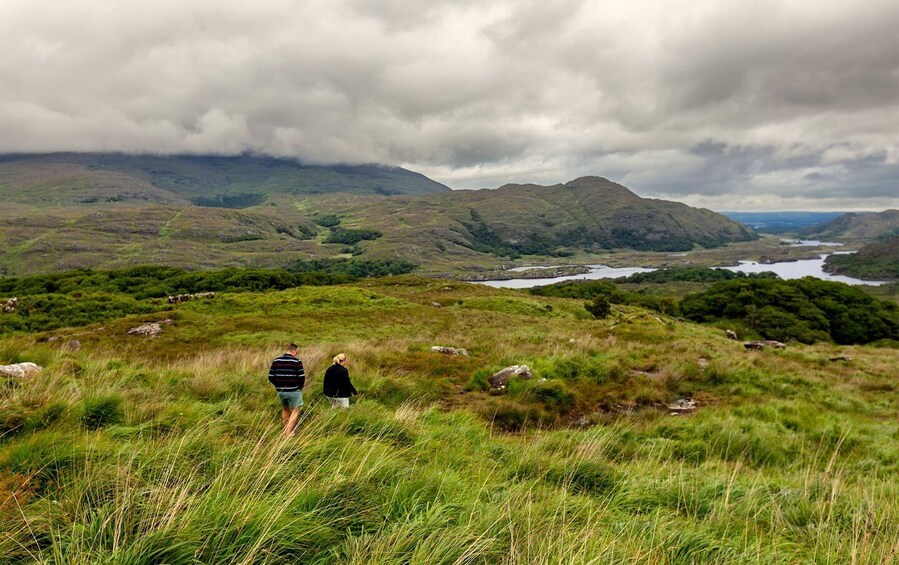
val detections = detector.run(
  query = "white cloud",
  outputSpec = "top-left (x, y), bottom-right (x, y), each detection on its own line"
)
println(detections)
top-left (0, 0), bottom-right (896, 209)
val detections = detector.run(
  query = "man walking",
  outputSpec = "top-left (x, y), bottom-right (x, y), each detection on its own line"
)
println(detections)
top-left (268, 343), bottom-right (306, 437)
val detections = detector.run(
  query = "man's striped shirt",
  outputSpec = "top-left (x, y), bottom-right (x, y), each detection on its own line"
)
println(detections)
top-left (268, 353), bottom-right (305, 392)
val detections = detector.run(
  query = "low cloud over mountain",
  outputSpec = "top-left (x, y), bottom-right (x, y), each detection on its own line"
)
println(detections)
top-left (1, 0), bottom-right (896, 210)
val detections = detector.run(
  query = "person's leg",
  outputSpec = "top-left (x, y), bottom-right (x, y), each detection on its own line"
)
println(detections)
top-left (285, 407), bottom-right (300, 437)
top-left (282, 391), bottom-right (303, 437)
top-left (278, 394), bottom-right (290, 426)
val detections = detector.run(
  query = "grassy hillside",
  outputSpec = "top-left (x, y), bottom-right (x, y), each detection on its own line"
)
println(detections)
top-left (804, 209), bottom-right (899, 241)
top-left (0, 175), bottom-right (756, 276)
top-left (297, 177), bottom-right (757, 266)
top-left (1, 275), bottom-right (897, 562)
top-left (0, 153), bottom-right (451, 207)
top-left (825, 236), bottom-right (899, 280)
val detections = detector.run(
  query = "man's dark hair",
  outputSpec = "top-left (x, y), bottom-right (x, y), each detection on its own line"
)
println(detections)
top-left (287, 343), bottom-right (298, 351)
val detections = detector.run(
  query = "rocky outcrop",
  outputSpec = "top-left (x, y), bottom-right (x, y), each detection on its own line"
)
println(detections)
top-left (488, 365), bottom-right (533, 388)
top-left (2, 297), bottom-right (18, 313)
top-left (667, 398), bottom-right (698, 414)
top-left (743, 340), bottom-right (786, 350)
top-left (431, 346), bottom-right (468, 356)
top-left (127, 319), bottom-right (172, 338)
top-left (725, 330), bottom-right (738, 340)
top-left (168, 292), bottom-right (215, 304)
top-left (0, 362), bottom-right (42, 378)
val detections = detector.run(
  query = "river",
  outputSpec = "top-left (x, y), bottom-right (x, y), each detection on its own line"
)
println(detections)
top-left (476, 253), bottom-right (886, 289)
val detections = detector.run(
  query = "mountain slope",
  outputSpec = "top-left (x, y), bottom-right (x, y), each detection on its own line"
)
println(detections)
top-left (0, 153), bottom-right (451, 207)
top-left (803, 209), bottom-right (899, 241)
top-left (0, 172), bottom-right (755, 275)
top-left (824, 236), bottom-right (899, 280)
top-left (308, 177), bottom-right (756, 264)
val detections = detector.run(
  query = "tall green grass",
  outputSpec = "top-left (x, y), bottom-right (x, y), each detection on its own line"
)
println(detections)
top-left (1, 279), bottom-right (897, 563)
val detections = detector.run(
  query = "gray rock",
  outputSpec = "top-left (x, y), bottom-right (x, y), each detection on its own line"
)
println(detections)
top-left (62, 340), bottom-right (81, 352)
top-left (0, 362), bottom-right (42, 378)
top-left (168, 292), bottom-right (215, 304)
top-left (744, 340), bottom-right (786, 350)
top-left (725, 329), bottom-right (738, 340)
top-left (431, 302), bottom-right (443, 308)
top-left (127, 323), bottom-right (164, 338)
top-left (488, 365), bottom-right (533, 388)
top-left (431, 346), bottom-right (468, 356)
top-left (2, 297), bottom-right (17, 313)
top-left (668, 398), bottom-right (698, 414)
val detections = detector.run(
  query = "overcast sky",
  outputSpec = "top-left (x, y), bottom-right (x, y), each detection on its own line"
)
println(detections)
top-left (1, 0), bottom-right (897, 210)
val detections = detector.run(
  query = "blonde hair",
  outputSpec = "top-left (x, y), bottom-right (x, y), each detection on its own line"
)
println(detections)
top-left (333, 353), bottom-right (347, 364)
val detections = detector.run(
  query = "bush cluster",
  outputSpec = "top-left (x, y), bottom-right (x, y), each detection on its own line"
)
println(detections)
top-left (0, 263), bottom-right (413, 335)
top-left (680, 277), bottom-right (899, 344)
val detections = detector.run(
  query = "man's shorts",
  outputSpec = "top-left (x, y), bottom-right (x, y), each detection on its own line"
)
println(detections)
top-left (277, 390), bottom-right (304, 409)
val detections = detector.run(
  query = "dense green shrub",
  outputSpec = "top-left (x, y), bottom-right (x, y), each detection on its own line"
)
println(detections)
top-left (190, 192), bottom-right (267, 208)
top-left (286, 258), bottom-right (417, 278)
top-left (0, 264), bottom-right (422, 334)
top-left (314, 214), bottom-right (341, 227)
top-left (615, 267), bottom-right (777, 284)
top-left (323, 227), bottom-right (382, 245)
top-left (680, 278), bottom-right (899, 344)
top-left (586, 295), bottom-right (611, 318)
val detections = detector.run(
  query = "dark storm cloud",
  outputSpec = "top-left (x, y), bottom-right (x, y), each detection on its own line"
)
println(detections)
top-left (0, 0), bottom-right (896, 210)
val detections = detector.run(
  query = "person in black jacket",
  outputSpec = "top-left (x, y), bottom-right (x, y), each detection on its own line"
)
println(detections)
top-left (268, 343), bottom-right (306, 436)
top-left (322, 353), bottom-right (356, 408)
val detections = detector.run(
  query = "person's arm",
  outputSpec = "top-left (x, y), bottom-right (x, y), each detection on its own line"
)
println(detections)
top-left (341, 366), bottom-right (357, 396)
top-left (268, 361), bottom-right (277, 385)
top-left (347, 370), bottom-right (357, 396)
top-left (296, 360), bottom-right (306, 390)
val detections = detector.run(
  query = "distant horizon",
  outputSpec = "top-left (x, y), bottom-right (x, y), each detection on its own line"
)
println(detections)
top-left (1, 150), bottom-right (896, 214)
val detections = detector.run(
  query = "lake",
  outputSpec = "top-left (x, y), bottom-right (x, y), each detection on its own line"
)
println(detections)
top-left (476, 253), bottom-right (886, 289)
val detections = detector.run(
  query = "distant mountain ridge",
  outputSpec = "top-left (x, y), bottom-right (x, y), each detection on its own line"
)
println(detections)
top-left (721, 211), bottom-right (846, 234)
top-left (802, 209), bottom-right (899, 241)
top-left (0, 152), bottom-right (451, 207)
top-left (0, 155), bottom-right (756, 275)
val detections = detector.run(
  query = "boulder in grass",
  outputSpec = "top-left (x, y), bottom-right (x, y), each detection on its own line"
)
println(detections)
top-left (431, 346), bottom-right (468, 356)
top-left (488, 365), bottom-right (533, 388)
top-left (2, 297), bottom-right (17, 313)
top-left (0, 362), bottom-right (42, 378)
top-left (127, 323), bottom-right (164, 338)
top-left (668, 398), bottom-right (698, 415)
top-left (725, 329), bottom-right (738, 340)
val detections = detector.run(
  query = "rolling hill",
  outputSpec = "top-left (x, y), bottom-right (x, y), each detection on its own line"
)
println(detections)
top-left (803, 209), bottom-right (899, 241)
top-left (0, 155), bottom-right (756, 275)
top-left (824, 236), bottom-right (899, 280)
top-left (0, 152), bottom-right (451, 207)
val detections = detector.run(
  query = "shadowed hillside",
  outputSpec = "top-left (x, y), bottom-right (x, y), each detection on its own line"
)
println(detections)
top-left (803, 209), bottom-right (899, 241)
top-left (824, 236), bottom-right (899, 280)
top-left (0, 153), bottom-right (451, 207)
